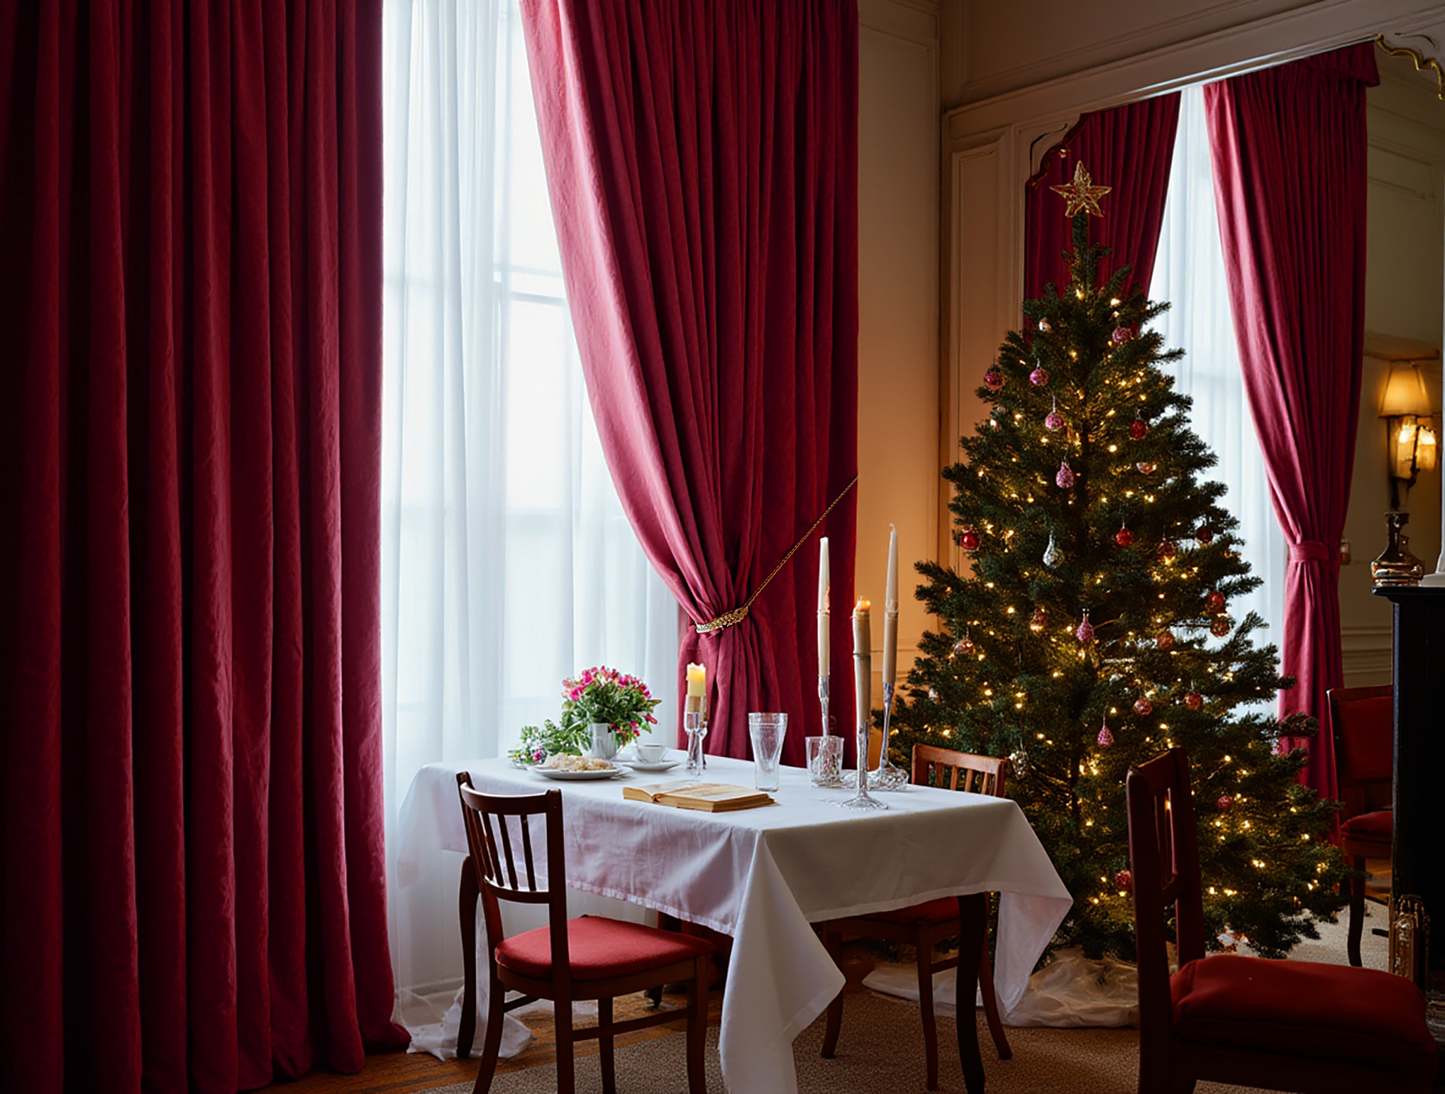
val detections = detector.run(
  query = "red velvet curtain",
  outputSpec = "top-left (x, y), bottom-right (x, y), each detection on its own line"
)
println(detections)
top-left (519, 0), bottom-right (860, 763)
top-left (1204, 43), bottom-right (1379, 799)
top-left (0, 4), bottom-right (406, 1092)
top-left (1025, 94), bottom-right (1181, 302)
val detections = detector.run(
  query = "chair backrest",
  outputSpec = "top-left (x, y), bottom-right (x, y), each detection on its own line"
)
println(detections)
top-left (457, 773), bottom-right (571, 976)
top-left (911, 745), bottom-right (1009, 797)
top-left (1327, 685), bottom-right (1393, 818)
top-left (1126, 748), bottom-right (1206, 1049)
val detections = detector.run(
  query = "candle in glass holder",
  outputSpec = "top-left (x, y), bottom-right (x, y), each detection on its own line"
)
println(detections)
top-left (685, 662), bottom-right (706, 714)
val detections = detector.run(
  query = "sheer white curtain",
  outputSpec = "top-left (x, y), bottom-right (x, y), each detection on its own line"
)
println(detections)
top-left (1148, 85), bottom-right (1286, 671)
top-left (380, 0), bottom-right (678, 1019)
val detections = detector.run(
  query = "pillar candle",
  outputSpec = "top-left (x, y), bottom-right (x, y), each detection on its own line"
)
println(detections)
top-left (685, 662), bottom-right (706, 714)
top-left (817, 537), bottom-right (830, 674)
top-left (882, 526), bottom-right (898, 700)
top-left (852, 599), bottom-right (871, 729)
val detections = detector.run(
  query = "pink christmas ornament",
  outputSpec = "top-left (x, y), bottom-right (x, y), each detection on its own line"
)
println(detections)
top-left (1056, 460), bottom-right (1075, 488)
top-left (1029, 366), bottom-right (1049, 386)
top-left (1111, 326), bottom-right (1132, 345)
top-left (1133, 697), bottom-right (1154, 716)
top-left (952, 635), bottom-right (975, 657)
top-left (1097, 721), bottom-right (1114, 747)
top-left (1076, 610), bottom-right (1094, 643)
top-left (1045, 397), bottom-right (1065, 431)
top-left (984, 368), bottom-right (1003, 391)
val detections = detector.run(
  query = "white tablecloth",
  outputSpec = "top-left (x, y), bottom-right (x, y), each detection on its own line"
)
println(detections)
top-left (396, 754), bottom-right (1071, 1094)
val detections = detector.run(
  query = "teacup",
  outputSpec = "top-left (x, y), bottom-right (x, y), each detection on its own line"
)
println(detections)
top-left (635, 742), bottom-right (668, 763)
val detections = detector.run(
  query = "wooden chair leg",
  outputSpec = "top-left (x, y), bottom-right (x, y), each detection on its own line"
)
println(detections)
top-left (685, 955), bottom-right (709, 1094)
top-left (598, 996), bottom-right (616, 1094)
top-left (471, 967), bottom-right (506, 1094)
top-left (554, 996), bottom-right (576, 1094)
top-left (915, 927), bottom-right (940, 1090)
top-left (1347, 854), bottom-right (1365, 967)
top-left (820, 927), bottom-right (844, 1059)
top-left (458, 857), bottom-right (478, 1059)
top-left (953, 894), bottom-right (987, 1094)
top-left (978, 941), bottom-right (1012, 1060)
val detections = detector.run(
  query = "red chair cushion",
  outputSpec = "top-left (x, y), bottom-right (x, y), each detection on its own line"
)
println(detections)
top-left (1340, 808), bottom-right (1392, 841)
top-left (1171, 955), bottom-right (1437, 1079)
top-left (496, 915), bottom-right (713, 981)
top-left (860, 897), bottom-right (960, 925)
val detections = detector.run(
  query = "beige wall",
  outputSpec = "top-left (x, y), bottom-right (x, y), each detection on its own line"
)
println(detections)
top-left (856, 0), bottom-right (942, 681)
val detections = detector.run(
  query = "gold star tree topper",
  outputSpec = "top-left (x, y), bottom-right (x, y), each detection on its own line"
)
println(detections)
top-left (1051, 161), bottom-right (1111, 218)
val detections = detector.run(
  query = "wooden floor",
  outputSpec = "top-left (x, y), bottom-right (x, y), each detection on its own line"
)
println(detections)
top-left (249, 989), bottom-right (721, 1094)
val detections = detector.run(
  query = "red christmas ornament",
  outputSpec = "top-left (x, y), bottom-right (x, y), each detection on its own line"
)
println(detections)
top-left (1184, 690), bottom-right (1203, 710)
top-left (958, 527), bottom-right (980, 551)
top-left (1129, 419), bottom-right (1149, 440)
top-left (1111, 327), bottom-right (1132, 345)
top-left (1211, 616), bottom-right (1231, 638)
top-left (1156, 630), bottom-right (1175, 651)
top-left (952, 635), bottom-right (975, 657)
top-left (1056, 460), bottom-right (1075, 489)
top-left (1029, 366), bottom-right (1050, 387)
top-left (1133, 697), bottom-right (1154, 716)
top-left (984, 368), bottom-right (1003, 391)
top-left (1115, 869), bottom-right (1133, 891)
top-left (1157, 540), bottom-right (1177, 560)
top-left (1115, 525), bottom-right (1135, 548)
top-left (1217, 795), bottom-right (1234, 814)
top-left (1097, 721), bottom-right (1114, 747)
top-left (1029, 608), bottom-right (1048, 633)
top-left (1076, 610), bottom-right (1094, 643)
top-left (1206, 590), bottom-right (1226, 612)
top-left (1196, 524), bottom-right (1214, 544)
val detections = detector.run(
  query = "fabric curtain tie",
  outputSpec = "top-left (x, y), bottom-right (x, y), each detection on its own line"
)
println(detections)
top-left (1288, 541), bottom-right (1331, 563)
top-left (696, 476), bottom-right (858, 634)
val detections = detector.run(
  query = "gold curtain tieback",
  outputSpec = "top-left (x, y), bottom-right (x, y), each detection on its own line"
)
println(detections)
top-left (695, 476), bottom-right (858, 635)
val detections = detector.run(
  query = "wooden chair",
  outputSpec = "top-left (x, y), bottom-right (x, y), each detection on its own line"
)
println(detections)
top-left (819, 746), bottom-right (1011, 1091)
top-left (1125, 747), bottom-right (1437, 1094)
top-left (455, 773), bottom-right (713, 1094)
top-left (1326, 684), bottom-right (1393, 966)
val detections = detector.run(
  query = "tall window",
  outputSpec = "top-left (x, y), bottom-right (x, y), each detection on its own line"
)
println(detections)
top-left (380, 0), bottom-right (678, 1002)
top-left (1149, 85), bottom-right (1286, 674)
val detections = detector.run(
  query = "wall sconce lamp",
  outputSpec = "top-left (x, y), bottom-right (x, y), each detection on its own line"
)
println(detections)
top-left (1380, 358), bottom-right (1438, 510)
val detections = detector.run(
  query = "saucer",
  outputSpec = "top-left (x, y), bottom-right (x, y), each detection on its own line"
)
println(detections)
top-left (618, 759), bottom-right (680, 773)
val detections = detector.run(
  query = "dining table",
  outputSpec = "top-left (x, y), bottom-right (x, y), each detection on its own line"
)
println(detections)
top-left (394, 751), bottom-right (1072, 1094)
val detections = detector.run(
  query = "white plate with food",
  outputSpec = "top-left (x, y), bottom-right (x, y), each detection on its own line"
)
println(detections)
top-left (533, 757), bottom-right (624, 780)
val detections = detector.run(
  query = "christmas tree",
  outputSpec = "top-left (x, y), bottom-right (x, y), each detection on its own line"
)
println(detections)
top-left (889, 165), bottom-right (1346, 960)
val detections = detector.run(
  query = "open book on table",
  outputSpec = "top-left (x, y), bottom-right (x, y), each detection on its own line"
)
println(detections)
top-left (622, 779), bottom-right (773, 812)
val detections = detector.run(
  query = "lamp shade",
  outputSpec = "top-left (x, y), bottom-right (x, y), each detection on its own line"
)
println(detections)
top-left (1379, 365), bottom-right (1433, 417)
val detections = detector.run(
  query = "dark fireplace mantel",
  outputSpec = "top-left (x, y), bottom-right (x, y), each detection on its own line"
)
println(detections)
top-left (1372, 585), bottom-right (1445, 994)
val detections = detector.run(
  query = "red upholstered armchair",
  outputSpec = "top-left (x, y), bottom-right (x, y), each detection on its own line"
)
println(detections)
top-left (1326, 685), bottom-right (1393, 966)
top-left (1125, 748), bottom-right (1436, 1094)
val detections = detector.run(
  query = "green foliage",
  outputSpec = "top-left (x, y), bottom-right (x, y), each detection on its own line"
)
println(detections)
top-left (888, 217), bottom-right (1347, 960)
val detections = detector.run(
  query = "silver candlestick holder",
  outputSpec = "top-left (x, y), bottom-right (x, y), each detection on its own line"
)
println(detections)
top-left (869, 682), bottom-right (908, 791)
top-left (835, 715), bottom-right (887, 811)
